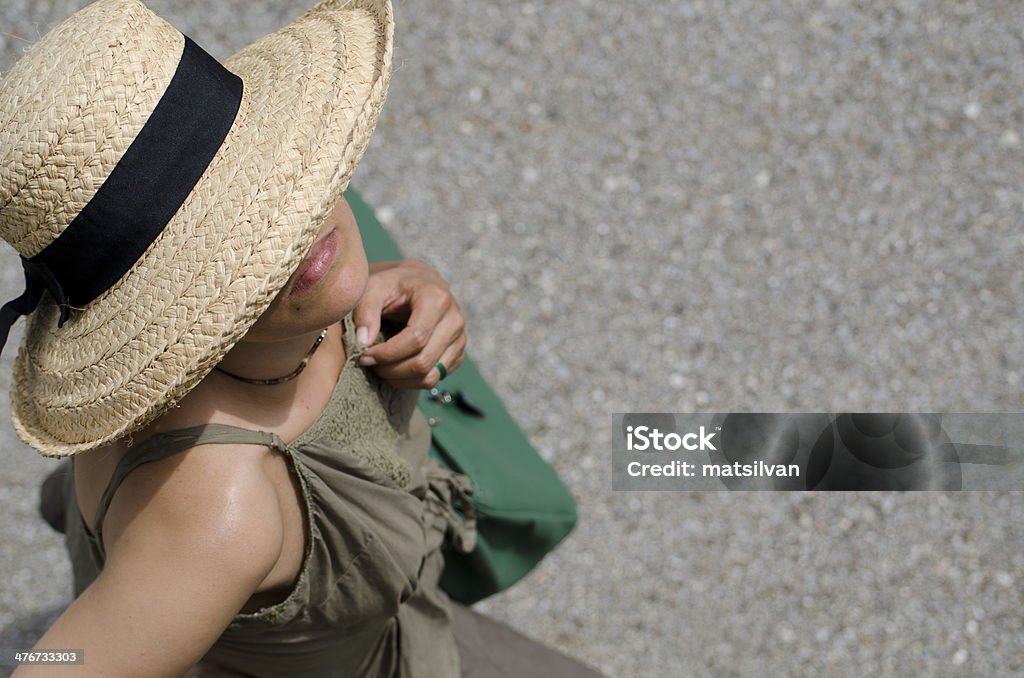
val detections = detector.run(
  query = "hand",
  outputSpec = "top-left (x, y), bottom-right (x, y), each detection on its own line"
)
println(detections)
top-left (352, 259), bottom-right (467, 389)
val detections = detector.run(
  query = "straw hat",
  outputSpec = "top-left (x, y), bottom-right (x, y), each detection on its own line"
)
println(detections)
top-left (0, 0), bottom-right (393, 456)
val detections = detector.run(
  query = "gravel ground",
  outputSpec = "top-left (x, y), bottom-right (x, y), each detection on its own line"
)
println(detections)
top-left (3, 1), bottom-right (1024, 676)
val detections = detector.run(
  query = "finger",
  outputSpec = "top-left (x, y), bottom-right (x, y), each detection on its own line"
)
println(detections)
top-left (351, 275), bottom-right (397, 348)
top-left (367, 309), bottom-right (462, 384)
top-left (361, 288), bottom-right (452, 365)
top-left (423, 332), bottom-right (466, 388)
top-left (437, 327), bottom-right (467, 377)
top-left (385, 332), bottom-right (467, 390)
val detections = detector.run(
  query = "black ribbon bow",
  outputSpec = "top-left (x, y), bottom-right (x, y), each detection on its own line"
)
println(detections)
top-left (0, 259), bottom-right (72, 357)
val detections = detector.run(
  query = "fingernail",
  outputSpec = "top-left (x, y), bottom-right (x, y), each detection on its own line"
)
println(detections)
top-left (358, 355), bottom-right (376, 366)
top-left (356, 326), bottom-right (368, 347)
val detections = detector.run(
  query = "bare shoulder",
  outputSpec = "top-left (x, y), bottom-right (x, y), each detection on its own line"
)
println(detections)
top-left (78, 376), bottom-right (275, 537)
top-left (101, 438), bottom-right (285, 570)
top-left (95, 379), bottom-right (296, 558)
top-left (80, 329), bottom-right (341, 571)
top-left (29, 442), bottom-right (286, 678)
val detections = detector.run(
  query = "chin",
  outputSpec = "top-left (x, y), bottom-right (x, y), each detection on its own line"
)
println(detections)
top-left (312, 254), bottom-right (370, 319)
top-left (249, 260), bottom-right (368, 341)
top-left (323, 257), bottom-right (369, 318)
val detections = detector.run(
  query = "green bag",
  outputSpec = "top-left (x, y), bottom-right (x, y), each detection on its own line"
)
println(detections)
top-left (346, 188), bottom-right (578, 605)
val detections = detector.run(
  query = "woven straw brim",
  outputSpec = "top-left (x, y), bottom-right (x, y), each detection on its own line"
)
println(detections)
top-left (8, 0), bottom-right (393, 456)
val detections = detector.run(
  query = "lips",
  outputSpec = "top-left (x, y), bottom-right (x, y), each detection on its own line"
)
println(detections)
top-left (289, 229), bottom-right (337, 297)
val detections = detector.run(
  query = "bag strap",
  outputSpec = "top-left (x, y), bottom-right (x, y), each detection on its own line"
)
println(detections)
top-left (88, 423), bottom-right (289, 555)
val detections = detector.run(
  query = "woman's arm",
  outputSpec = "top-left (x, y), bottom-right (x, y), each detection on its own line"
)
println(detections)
top-left (14, 444), bottom-right (284, 678)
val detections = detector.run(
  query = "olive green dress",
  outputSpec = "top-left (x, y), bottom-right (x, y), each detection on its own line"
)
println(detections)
top-left (62, 313), bottom-right (478, 677)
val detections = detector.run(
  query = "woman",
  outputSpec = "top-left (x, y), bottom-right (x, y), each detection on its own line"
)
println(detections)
top-left (2, 0), bottom-right (605, 675)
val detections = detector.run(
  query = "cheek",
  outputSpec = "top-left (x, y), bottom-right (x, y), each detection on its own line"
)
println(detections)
top-left (267, 252), bottom-right (368, 328)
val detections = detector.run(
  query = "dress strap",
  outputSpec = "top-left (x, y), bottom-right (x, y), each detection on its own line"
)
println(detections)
top-left (89, 423), bottom-right (290, 555)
